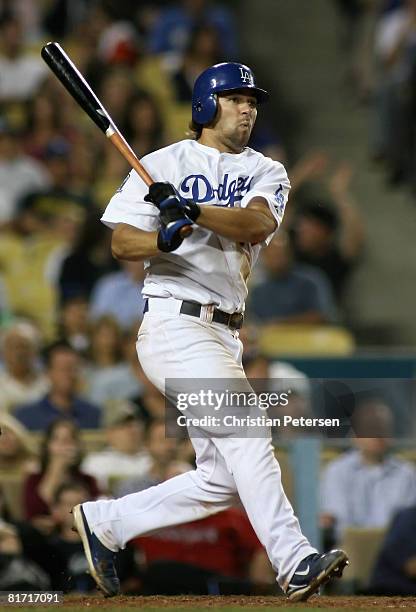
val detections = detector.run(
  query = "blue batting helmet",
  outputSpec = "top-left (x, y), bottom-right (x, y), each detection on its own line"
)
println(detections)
top-left (191, 62), bottom-right (269, 125)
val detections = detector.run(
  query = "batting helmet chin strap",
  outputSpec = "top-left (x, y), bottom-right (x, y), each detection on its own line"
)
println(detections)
top-left (191, 62), bottom-right (269, 126)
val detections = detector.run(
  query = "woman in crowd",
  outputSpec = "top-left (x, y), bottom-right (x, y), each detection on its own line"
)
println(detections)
top-left (22, 418), bottom-right (100, 533)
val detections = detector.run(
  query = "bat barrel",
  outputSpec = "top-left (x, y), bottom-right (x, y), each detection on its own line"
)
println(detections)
top-left (41, 42), bottom-right (111, 134)
top-left (41, 42), bottom-right (193, 240)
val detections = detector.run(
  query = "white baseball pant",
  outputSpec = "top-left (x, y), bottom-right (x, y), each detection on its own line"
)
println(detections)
top-left (82, 297), bottom-right (317, 589)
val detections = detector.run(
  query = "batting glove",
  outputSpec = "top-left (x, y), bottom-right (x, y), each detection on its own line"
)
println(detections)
top-left (145, 182), bottom-right (201, 222)
top-left (157, 197), bottom-right (193, 253)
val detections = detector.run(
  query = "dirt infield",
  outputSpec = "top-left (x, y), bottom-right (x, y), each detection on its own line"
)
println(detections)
top-left (54, 594), bottom-right (416, 611)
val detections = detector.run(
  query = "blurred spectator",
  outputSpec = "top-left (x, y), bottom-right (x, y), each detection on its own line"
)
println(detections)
top-left (58, 209), bottom-right (118, 303)
top-left (0, 0), bottom-right (45, 44)
top-left (40, 137), bottom-right (74, 191)
top-left (0, 480), bottom-right (59, 589)
top-left (68, 130), bottom-right (99, 197)
top-left (98, 66), bottom-right (136, 127)
top-left (373, 0), bottom-right (416, 183)
top-left (0, 517), bottom-right (50, 590)
top-left (148, 0), bottom-right (237, 57)
top-left (268, 362), bottom-right (317, 440)
top-left (46, 481), bottom-right (95, 592)
top-left (57, 293), bottom-right (90, 355)
top-left (123, 89), bottom-right (167, 158)
top-left (18, 190), bottom-right (87, 257)
top-left (0, 118), bottom-right (50, 225)
top-left (116, 420), bottom-right (177, 496)
top-left (288, 150), bottom-right (330, 199)
top-left (22, 418), bottom-right (100, 532)
top-left (93, 143), bottom-right (130, 208)
top-left (0, 192), bottom-right (82, 339)
top-left (320, 399), bottom-right (416, 544)
top-left (89, 260), bottom-right (145, 331)
top-left (292, 163), bottom-right (364, 301)
top-left (128, 455), bottom-right (272, 595)
top-left (0, 276), bottom-right (9, 323)
top-left (106, 326), bottom-right (166, 423)
top-left (248, 231), bottom-right (337, 324)
top-left (368, 504), bottom-right (416, 595)
top-left (84, 317), bottom-right (142, 405)
top-left (134, 505), bottom-right (273, 595)
top-left (137, 22), bottom-right (224, 141)
top-left (42, 0), bottom-right (90, 39)
top-left (14, 341), bottom-right (101, 431)
top-left (0, 413), bottom-right (36, 473)
top-left (0, 321), bottom-right (48, 413)
top-left (97, 19), bottom-right (141, 68)
top-left (0, 14), bottom-right (47, 102)
top-left (81, 400), bottom-right (151, 492)
top-left (47, 480), bottom-right (140, 593)
top-left (333, 0), bottom-right (380, 101)
top-left (23, 89), bottom-right (69, 161)
top-left (170, 24), bottom-right (223, 103)
top-left (248, 117), bottom-right (287, 163)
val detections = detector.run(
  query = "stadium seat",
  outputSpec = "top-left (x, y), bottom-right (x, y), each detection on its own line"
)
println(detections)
top-left (258, 324), bottom-right (355, 357)
top-left (339, 527), bottom-right (387, 591)
top-left (0, 471), bottom-right (26, 520)
top-left (80, 430), bottom-right (107, 452)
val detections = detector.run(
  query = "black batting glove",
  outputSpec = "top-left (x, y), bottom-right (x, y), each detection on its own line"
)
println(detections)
top-left (145, 181), bottom-right (201, 222)
top-left (145, 182), bottom-right (176, 207)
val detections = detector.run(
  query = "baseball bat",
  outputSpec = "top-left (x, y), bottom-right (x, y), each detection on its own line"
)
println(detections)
top-left (40, 42), bottom-right (192, 238)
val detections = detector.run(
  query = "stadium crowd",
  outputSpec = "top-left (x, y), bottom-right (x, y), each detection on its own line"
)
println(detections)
top-left (0, 0), bottom-right (415, 598)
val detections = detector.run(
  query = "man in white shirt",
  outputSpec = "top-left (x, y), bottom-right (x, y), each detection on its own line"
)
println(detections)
top-left (81, 400), bottom-right (151, 492)
top-left (72, 61), bottom-right (348, 601)
top-left (0, 15), bottom-right (47, 102)
top-left (0, 321), bottom-right (48, 413)
top-left (320, 399), bottom-right (416, 542)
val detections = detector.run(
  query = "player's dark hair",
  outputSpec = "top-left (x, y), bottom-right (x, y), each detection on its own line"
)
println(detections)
top-left (188, 119), bottom-right (203, 140)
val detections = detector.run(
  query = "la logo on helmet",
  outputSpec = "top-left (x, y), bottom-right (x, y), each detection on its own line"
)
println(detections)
top-left (239, 67), bottom-right (254, 85)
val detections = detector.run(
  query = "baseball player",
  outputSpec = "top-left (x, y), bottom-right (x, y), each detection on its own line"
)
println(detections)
top-left (72, 62), bottom-right (348, 602)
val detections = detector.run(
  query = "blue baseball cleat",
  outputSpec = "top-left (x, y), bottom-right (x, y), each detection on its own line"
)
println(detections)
top-left (72, 504), bottom-right (120, 597)
top-left (287, 549), bottom-right (349, 602)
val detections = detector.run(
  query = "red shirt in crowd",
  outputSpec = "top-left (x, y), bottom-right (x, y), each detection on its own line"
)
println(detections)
top-left (132, 507), bottom-right (263, 578)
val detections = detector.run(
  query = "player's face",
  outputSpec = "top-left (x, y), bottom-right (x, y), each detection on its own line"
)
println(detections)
top-left (214, 91), bottom-right (258, 151)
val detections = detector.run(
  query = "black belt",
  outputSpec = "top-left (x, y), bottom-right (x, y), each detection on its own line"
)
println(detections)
top-left (143, 299), bottom-right (244, 330)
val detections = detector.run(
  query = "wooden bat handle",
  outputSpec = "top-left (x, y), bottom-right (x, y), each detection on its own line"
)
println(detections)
top-left (109, 132), bottom-right (153, 186)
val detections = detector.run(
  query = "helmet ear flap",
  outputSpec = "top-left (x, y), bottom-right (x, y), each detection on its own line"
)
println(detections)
top-left (192, 92), bottom-right (218, 125)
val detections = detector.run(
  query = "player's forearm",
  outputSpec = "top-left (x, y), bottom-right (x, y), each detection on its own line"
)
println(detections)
top-left (196, 200), bottom-right (276, 243)
top-left (111, 223), bottom-right (159, 261)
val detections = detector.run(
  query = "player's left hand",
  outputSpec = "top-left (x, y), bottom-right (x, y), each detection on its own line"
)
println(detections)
top-left (145, 182), bottom-right (200, 222)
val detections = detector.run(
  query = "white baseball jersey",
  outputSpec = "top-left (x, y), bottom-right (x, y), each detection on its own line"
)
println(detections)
top-left (101, 139), bottom-right (290, 313)
top-left (85, 140), bottom-right (318, 592)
